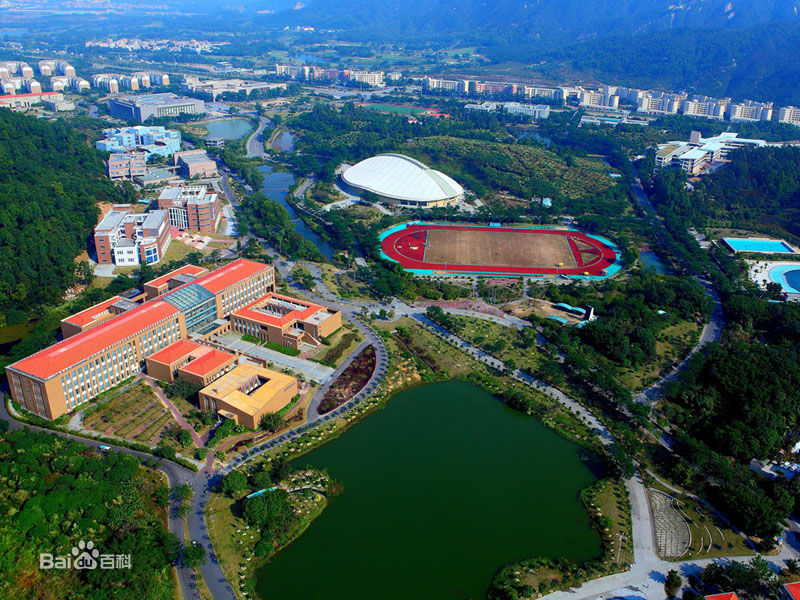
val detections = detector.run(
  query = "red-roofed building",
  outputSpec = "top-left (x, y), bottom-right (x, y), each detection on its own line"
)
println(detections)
top-left (6, 258), bottom-right (275, 420)
top-left (145, 339), bottom-right (237, 386)
top-left (143, 264), bottom-right (208, 300)
top-left (780, 582), bottom-right (800, 600)
top-left (60, 296), bottom-right (124, 338)
top-left (230, 293), bottom-right (342, 349)
top-left (706, 593), bottom-right (739, 600)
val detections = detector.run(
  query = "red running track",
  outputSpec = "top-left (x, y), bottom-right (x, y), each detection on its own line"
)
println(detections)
top-left (381, 223), bottom-right (617, 276)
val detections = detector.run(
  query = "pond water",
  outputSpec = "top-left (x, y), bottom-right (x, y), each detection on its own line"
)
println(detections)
top-left (257, 165), bottom-right (334, 260)
top-left (639, 250), bottom-right (669, 274)
top-left (516, 129), bottom-right (552, 147)
top-left (255, 381), bottom-right (602, 600)
top-left (202, 118), bottom-right (253, 140)
top-left (271, 130), bottom-right (295, 152)
top-left (784, 269), bottom-right (800, 294)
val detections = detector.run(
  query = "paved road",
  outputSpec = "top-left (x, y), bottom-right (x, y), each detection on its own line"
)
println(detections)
top-left (245, 117), bottom-right (270, 159)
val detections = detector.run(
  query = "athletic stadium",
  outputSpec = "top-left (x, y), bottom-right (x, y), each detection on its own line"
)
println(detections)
top-left (341, 154), bottom-right (464, 208)
top-left (379, 221), bottom-right (622, 279)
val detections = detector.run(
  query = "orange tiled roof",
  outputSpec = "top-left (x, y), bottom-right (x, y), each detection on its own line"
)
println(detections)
top-left (179, 348), bottom-right (235, 376)
top-left (706, 593), bottom-right (739, 600)
top-left (146, 339), bottom-right (203, 365)
top-left (144, 264), bottom-right (208, 290)
top-left (61, 296), bottom-right (123, 327)
top-left (192, 258), bottom-right (268, 294)
top-left (233, 293), bottom-right (321, 328)
top-left (9, 301), bottom-right (180, 380)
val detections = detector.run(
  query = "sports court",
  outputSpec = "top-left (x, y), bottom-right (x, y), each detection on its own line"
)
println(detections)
top-left (379, 222), bottom-right (621, 279)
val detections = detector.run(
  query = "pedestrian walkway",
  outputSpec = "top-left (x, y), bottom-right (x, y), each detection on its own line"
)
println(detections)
top-left (137, 373), bottom-right (203, 447)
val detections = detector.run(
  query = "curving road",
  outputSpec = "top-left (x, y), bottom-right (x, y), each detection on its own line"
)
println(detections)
top-left (245, 117), bottom-right (270, 159)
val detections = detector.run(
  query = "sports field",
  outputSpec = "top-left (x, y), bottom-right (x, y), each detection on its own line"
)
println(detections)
top-left (379, 222), bottom-right (621, 278)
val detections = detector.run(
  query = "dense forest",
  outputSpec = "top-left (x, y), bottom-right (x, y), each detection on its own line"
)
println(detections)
top-left (0, 111), bottom-right (123, 315)
top-left (0, 427), bottom-right (178, 600)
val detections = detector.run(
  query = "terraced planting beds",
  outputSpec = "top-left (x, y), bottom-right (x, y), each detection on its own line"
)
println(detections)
top-left (318, 346), bottom-right (376, 414)
top-left (82, 381), bottom-right (173, 446)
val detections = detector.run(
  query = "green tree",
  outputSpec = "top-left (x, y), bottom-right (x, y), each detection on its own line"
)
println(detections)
top-left (259, 411), bottom-right (284, 433)
top-left (665, 570), bottom-right (682, 599)
top-left (220, 470), bottom-right (248, 497)
top-left (182, 541), bottom-right (206, 568)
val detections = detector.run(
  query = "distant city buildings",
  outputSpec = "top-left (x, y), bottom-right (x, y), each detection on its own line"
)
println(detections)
top-left (108, 93), bottom-right (206, 122)
top-left (172, 149), bottom-right (218, 179)
top-left (85, 37), bottom-right (226, 54)
top-left (93, 204), bottom-right (171, 266)
top-left (107, 150), bottom-right (147, 180)
top-left (96, 126), bottom-right (182, 158)
top-left (156, 183), bottom-right (221, 232)
top-left (656, 130), bottom-right (767, 175)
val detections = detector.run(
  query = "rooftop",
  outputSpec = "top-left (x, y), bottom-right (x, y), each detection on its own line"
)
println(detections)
top-left (200, 363), bottom-right (296, 416)
top-left (147, 339), bottom-right (203, 365)
top-left (145, 264), bottom-right (208, 290)
top-left (11, 300), bottom-right (179, 381)
top-left (61, 296), bottom-right (123, 328)
top-left (234, 293), bottom-right (323, 328)
top-left (191, 258), bottom-right (269, 295)
top-left (180, 348), bottom-right (236, 377)
top-left (784, 583), bottom-right (800, 600)
top-left (705, 594), bottom-right (739, 600)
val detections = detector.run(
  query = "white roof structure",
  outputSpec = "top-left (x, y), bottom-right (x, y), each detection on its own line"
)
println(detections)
top-left (341, 154), bottom-right (463, 205)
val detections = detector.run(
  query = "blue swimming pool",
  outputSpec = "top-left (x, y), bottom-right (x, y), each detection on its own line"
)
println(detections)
top-left (768, 264), bottom-right (800, 293)
top-left (723, 238), bottom-right (795, 254)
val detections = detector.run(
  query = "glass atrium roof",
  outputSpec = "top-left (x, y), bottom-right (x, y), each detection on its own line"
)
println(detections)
top-left (163, 283), bottom-right (214, 312)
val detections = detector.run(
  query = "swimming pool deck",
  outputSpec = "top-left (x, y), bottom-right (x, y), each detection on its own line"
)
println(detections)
top-left (747, 260), bottom-right (800, 294)
top-left (723, 237), bottom-right (795, 254)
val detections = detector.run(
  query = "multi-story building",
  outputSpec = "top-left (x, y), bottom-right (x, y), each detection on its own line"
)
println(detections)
top-left (96, 126), bottom-right (182, 158)
top-left (108, 93), bottom-right (206, 122)
top-left (91, 73), bottom-right (119, 93)
top-left (681, 95), bottom-right (729, 120)
top-left (637, 93), bottom-right (682, 115)
top-left (172, 149), bottom-right (218, 179)
top-left (656, 130), bottom-right (767, 175)
top-left (145, 339), bottom-right (237, 386)
top-left (157, 184), bottom-right (221, 232)
top-left (93, 205), bottom-right (171, 266)
top-left (106, 150), bottom-right (147, 180)
top-left (6, 259), bottom-right (281, 420)
top-left (728, 100), bottom-right (773, 122)
top-left (143, 264), bottom-right (209, 300)
top-left (231, 293), bottom-right (342, 350)
top-left (49, 76), bottom-right (69, 92)
top-left (343, 70), bottom-right (385, 87)
top-left (0, 91), bottom-right (65, 109)
top-left (522, 86), bottom-right (561, 102)
top-left (465, 101), bottom-right (550, 119)
top-left (778, 106), bottom-right (800, 126)
top-left (71, 78), bottom-right (90, 93)
top-left (422, 76), bottom-right (463, 93)
top-left (182, 76), bottom-right (287, 100)
top-left (579, 90), bottom-right (619, 110)
top-left (0, 77), bottom-right (23, 94)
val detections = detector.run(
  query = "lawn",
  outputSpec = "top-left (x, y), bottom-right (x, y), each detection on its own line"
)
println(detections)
top-left (618, 320), bottom-right (699, 392)
top-left (309, 324), bottom-right (363, 367)
top-left (450, 315), bottom-right (544, 376)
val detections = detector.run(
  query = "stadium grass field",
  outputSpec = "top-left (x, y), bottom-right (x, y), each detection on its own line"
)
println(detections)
top-left (379, 222), bottom-right (621, 278)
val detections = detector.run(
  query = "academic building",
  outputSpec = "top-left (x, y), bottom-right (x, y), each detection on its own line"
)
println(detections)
top-left (6, 259), bottom-right (276, 420)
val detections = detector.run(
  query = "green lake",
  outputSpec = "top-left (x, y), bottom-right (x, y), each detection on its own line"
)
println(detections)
top-left (255, 381), bottom-right (602, 600)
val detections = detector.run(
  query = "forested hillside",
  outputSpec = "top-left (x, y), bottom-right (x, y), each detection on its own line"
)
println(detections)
top-left (0, 428), bottom-right (178, 600)
top-left (0, 111), bottom-right (122, 313)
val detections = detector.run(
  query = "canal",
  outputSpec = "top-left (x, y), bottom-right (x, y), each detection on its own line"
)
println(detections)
top-left (257, 164), bottom-right (335, 260)
top-left (255, 381), bottom-right (602, 600)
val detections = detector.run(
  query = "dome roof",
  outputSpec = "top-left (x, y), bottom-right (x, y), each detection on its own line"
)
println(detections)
top-left (342, 153), bottom-right (463, 203)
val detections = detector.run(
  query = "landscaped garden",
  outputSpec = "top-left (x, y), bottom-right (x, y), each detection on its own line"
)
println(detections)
top-left (318, 345), bottom-right (376, 414)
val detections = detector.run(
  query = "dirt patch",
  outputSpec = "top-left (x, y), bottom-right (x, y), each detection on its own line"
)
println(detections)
top-left (318, 346), bottom-right (376, 414)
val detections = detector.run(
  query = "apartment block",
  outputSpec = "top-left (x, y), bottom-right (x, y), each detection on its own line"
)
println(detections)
top-left (93, 205), bottom-right (171, 266)
top-left (728, 100), bottom-right (773, 122)
top-left (97, 126), bottom-right (182, 158)
top-left (637, 93), bottom-right (682, 115)
top-left (681, 96), bottom-right (729, 120)
top-left (6, 259), bottom-right (276, 420)
top-left (778, 106), bottom-right (800, 126)
top-left (579, 90), bottom-right (619, 110)
top-left (231, 293), bottom-right (342, 350)
top-left (157, 184), bottom-right (221, 232)
top-left (107, 150), bottom-right (147, 180)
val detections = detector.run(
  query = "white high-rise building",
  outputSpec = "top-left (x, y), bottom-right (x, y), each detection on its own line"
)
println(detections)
top-left (778, 106), bottom-right (800, 126)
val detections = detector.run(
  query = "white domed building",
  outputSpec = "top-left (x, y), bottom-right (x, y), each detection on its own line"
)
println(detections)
top-left (341, 153), bottom-right (464, 208)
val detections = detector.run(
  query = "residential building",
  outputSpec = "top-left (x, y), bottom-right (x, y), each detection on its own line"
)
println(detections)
top-left (728, 100), bottom-right (773, 122)
top-left (49, 76), bottom-right (69, 92)
top-left (465, 101), bottom-right (550, 119)
top-left (145, 339), bottom-right (237, 386)
top-left (637, 93), bottom-right (682, 115)
top-left (157, 184), bottom-right (221, 232)
top-left (96, 126), bottom-right (182, 158)
top-left (6, 259), bottom-right (277, 419)
top-left (344, 70), bottom-right (385, 87)
top-left (681, 96), bottom-right (728, 120)
top-left (198, 363), bottom-right (298, 429)
top-left (71, 78), bottom-right (90, 93)
top-left (422, 76), bottom-right (463, 93)
top-left (107, 150), bottom-right (147, 180)
top-left (91, 73), bottom-right (119, 93)
top-left (93, 205), bottom-right (171, 266)
top-left (579, 90), bottom-right (619, 110)
top-left (118, 75), bottom-right (140, 91)
top-left (522, 86), bottom-right (561, 102)
top-left (779, 106), bottom-right (800, 126)
top-left (108, 93), bottom-right (206, 122)
top-left (0, 78), bottom-right (23, 94)
top-left (172, 149), bottom-right (218, 179)
top-left (231, 293), bottom-right (342, 350)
